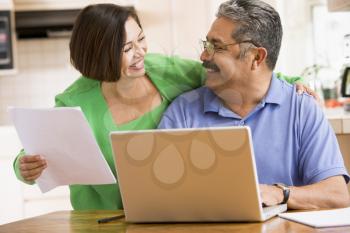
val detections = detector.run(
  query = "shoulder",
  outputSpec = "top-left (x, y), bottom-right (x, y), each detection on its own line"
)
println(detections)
top-left (159, 86), bottom-right (207, 129)
top-left (275, 76), bottom-right (295, 94)
top-left (292, 83), bottom-right (319, 115)
top-left (274, 77), bottom-right (314, 108)
top-left (55, 76), bottom-right (99, 105)
top-left (170, 86), bottom-right (207, 107)
top-left (273, 75), bottom-right (317, 109)
top-left (291, 84), bottom-right (326, 138)
top-left (298, 93), bottom-right (324, 127)
top-left (271, 77), bottom-right (321, 124)
top-left (163, 86), bottom-right (206, 117)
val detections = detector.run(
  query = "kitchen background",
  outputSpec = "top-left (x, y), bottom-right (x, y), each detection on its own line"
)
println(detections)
top-left (0, 0), bottom-right (349, 225)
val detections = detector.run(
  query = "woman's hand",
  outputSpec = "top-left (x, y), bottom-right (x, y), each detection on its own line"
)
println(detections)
top-left (295, 83), bottom-right (322, 105)
top-left (19, 155), bottom-right (47, 182)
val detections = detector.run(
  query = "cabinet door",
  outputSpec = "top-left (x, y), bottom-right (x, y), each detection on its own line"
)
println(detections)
top-left (13, 0), bottom-right (131, 11)
top-left (0, 159), bottom-right (23, 224)
top-left (328, 0), bottom-right (350, 11)
top-left (0, 126), bottom-right (23, 224)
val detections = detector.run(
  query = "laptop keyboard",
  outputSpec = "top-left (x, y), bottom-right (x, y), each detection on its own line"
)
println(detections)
top-left (263, 204), bottom-right (288, 220)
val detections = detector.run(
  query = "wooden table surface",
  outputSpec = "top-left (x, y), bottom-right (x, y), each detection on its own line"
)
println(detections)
top-left (0, 210), bottom-right (349, 233)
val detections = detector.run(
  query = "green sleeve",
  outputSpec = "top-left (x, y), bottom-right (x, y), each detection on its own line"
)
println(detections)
top-left (13, 98), bottom-right (67, 185)
top-left (276, 72), bottom-right (304, 84)
top-left (13, 149), bottom-right (34, 185)
top-left (145, 54), bottom-right (206, 101)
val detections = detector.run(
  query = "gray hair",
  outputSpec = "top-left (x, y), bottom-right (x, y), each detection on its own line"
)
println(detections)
top-left (217, 0), bottom-right (283, 70)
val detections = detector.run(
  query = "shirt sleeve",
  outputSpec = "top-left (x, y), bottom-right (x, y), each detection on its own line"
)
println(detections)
top-left (12, 96), bottom-right (67, 185)
top-left (146, 54), bottom-right (206, 101)
top-left (298, 95), bottom-right (350, 184)
top-left (276, 72), bottom-right (304, 84)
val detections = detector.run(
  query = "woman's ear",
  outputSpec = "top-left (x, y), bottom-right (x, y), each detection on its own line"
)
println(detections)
top-left (251, 47), bottom-right (267, 70)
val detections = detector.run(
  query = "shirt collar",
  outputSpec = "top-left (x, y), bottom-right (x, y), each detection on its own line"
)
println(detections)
top-left (203, 73), bottom-right (284, 114)
top-left (262, 73), bottom-right (284, 106)
top-left (203, 87), bottom-right (221, 113)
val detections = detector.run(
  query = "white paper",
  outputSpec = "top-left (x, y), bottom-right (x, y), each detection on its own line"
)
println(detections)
top-left (279, 207), bottom-right (350, 228)
top-left (9, 107), bottom-right (116, 193)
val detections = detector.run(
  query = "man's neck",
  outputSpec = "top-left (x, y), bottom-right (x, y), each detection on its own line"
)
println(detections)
top-left (212, 72), bottom-right (273, 118)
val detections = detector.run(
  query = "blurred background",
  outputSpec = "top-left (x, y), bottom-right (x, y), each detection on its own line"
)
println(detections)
top-left (0, 0), bottom-right (349, 225)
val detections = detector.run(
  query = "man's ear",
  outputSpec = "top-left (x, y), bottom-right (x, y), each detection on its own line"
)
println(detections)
top-left (251, 47), bottom-right (267, 70)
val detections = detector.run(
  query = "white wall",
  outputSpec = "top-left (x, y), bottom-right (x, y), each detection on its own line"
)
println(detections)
top-left (276, 0), bottom-right (315, 76)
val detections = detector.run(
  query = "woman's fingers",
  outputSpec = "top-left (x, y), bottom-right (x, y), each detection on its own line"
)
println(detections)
top-left (21, 164), bottom-right (47, 179)
top-left (19, 155), bottom-right (47, 181)
top-left (295, 83), bottom-right (322, 105)
top-left (25, 170), bottom-right (46, 182)
top-left (20, 158), bottom-right (46, 170)
top-left (20, 155), bottom-right (44, 163)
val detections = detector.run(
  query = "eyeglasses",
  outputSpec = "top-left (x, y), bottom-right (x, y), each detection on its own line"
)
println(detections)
top-left (200, 39), bottom-right (259, 57)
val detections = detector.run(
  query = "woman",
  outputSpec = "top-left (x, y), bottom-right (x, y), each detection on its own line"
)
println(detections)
top-left (13, 4), bottom-right (309, 210)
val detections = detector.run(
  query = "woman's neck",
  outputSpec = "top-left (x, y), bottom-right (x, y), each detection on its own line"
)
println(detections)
top-left (102, 75), bottom-right (157, 104)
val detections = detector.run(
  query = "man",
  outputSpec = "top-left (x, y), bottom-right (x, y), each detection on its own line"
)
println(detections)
top-left (158, 0), bottom-right (350, 209)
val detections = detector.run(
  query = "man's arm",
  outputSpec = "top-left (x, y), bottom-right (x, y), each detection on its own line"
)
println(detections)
top-left (260, 176), bottom-right (350, 209)
top-left (288, 176), bottom-right (350, 209)
top-left (262, 92), bottom-right (349, 209)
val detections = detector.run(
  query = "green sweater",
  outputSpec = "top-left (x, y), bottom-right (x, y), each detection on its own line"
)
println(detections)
top-left (13, 53), bottom-right (302, 210)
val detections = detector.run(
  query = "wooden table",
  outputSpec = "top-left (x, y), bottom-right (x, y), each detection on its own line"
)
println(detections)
top-left (0, 210), bottom-right (349, 233)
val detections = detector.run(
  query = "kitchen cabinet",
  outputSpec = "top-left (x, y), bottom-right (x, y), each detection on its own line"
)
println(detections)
top-left (328, 0), bottom-right (350, 11)
top-left (13, 0), bottom-right (134, 11)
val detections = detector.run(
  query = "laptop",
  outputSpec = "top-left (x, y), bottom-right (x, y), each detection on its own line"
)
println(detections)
top-left (110, 126), bottom-right (287, 223)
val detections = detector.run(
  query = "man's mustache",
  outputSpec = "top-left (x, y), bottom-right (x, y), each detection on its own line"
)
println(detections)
top-left (202, 61), bottom-right (220, 72)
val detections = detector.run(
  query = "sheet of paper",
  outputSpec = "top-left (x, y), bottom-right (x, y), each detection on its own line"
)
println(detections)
top-left (279, 207), bottom-right (350, 228)
top-left (9, 107), bottom-right (116, 193)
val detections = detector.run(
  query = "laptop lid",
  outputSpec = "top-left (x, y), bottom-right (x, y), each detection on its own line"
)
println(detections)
top-left (110, 126), bottom-right (273, 222)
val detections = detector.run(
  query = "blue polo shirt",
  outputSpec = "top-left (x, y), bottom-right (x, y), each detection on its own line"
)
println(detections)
top-left (158, 75), bottom-right (349, 186)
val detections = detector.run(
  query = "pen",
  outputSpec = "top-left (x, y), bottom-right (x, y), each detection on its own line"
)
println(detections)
top-left (97, 214), bottom-right (125, 224)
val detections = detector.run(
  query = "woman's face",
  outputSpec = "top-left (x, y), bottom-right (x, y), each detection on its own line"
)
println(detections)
top-left (120, 17), bottom-right (148, 80)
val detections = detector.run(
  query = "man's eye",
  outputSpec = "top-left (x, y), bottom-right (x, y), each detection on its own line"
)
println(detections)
top-left (138, 36), bottom-right (145, 42)
top-left (214, 46), bottom-right (225, 52)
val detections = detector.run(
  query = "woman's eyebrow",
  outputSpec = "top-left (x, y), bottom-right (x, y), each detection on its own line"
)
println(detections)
top-left (124, 31), bottom-right (144, 46)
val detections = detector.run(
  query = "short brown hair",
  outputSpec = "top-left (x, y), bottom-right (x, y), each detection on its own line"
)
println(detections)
top-left (217, 0), bottom-right (282, 70)
top-left (70, 4), bottom-right (142, 82)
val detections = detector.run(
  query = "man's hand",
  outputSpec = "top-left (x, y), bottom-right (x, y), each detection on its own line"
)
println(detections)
top-left (295, 83), bottom-right (322, 104)
top-left (259, 184), bottom-right (283, 206)
top-left (19, 155), bottom-right (47, 182)
top-left (260, 177), bottom-right (350, 210)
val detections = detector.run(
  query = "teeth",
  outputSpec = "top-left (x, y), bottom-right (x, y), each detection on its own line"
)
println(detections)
top-left (131, 60), bottom-right (144, 69)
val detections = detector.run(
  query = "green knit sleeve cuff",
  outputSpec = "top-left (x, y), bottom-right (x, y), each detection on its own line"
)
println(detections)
top-left (276, 72), bottom-right (305, 84)
top-left (13, 149), bottom-right (35, 185)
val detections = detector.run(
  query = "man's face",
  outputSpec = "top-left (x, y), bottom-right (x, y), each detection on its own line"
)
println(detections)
top-left (201, 17), bottom-right (252, 91)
